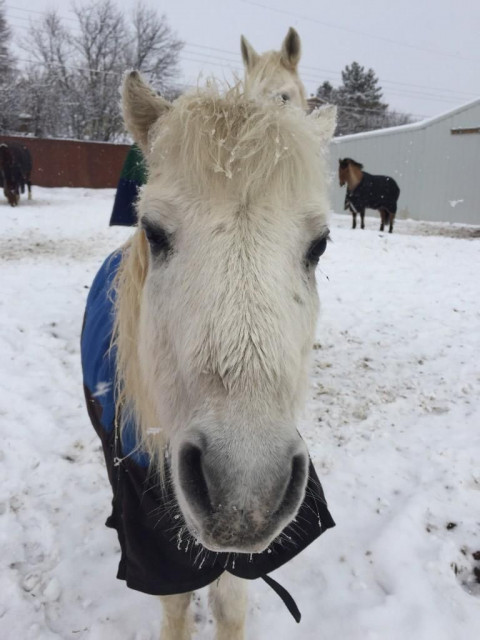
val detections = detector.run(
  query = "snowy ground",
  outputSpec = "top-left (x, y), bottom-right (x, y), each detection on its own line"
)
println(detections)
top-left (1, 188), bottom-right (479, 640)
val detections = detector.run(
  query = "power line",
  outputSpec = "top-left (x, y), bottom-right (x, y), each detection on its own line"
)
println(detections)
top-left (180, 54), bottom-right (241, 74)
top-left (179, 56), bottom-right (462, 108)
top-left (0, 53), bottom-right (125, 77)
top-left (240, 0), bottom-right (479, 63)
top-left (185, 41), bottom-right (478, 101)
top-left (6, 3), bottom-right (478, 101)
top-left (0, 46), bottom-right (470, 110)
top-left (180, 50), bottom-right (473, 105)
top-left (3, 5), bottom-right (477, 109)
top-left (183, 47), bottom-right (240, 65)
top-left (328, 103), bottom-right (427, 119)
top-left (5, 3), bottom-right (78, 23)
top-left (6, 15), bottom-right (83, 36)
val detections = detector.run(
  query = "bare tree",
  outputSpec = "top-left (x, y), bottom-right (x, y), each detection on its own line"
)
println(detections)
top-left (383, 110), bottom-right (414, 128)
top-left (127, 2), bottom-right (183, 92)
top-left (0, 0), bottom-right (12, 74)
top-left (21, 12), bottom-right (76, 137)
top-left (69, 0), bottom-right (127, 140)
top-left (0, 0), bottom-right (18, 132)
top-left (18, 0), bottom-right (183, 140)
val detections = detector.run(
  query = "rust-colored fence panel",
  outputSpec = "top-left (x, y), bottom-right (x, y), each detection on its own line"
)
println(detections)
top-left (0, 135), bottom-right (130, 188)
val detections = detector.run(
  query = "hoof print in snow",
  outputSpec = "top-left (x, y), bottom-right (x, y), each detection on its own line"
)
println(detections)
top-left (22, 573), bottom-right (41, 593)
top-left (446, 522), bottom-right (457, 530)
top-left (453, 549), bottom-right (480, 596)
top-left (43, 577), bottom-right (61, 602)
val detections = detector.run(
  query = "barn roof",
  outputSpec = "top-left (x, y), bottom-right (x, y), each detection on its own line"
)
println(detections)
top-left (332, 96), bottom-right (480, 143)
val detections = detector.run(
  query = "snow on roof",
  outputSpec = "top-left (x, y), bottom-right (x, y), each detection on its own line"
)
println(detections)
top-left (332, 96), bottom-right (480, 143)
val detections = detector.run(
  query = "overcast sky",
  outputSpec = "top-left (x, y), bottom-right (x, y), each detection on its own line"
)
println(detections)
top-left (5, 0), bottom-right (480, 119)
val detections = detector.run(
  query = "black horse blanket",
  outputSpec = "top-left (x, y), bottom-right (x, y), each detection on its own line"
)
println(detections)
top-left (81, 252), bottom-right (335, 621)
top-left (345, 171), bottom-right (400, 215)
top-left (0, 142), bottom-right (32, 193)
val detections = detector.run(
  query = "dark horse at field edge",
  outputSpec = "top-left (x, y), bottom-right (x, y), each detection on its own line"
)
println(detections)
top-left (0, 142), bottom-right (33, 206)
top-left (339, 158), bottom-right (400, 233)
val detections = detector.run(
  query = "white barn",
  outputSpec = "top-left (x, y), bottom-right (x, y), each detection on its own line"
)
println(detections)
top-left (329, 98), bottom-right (480, 225)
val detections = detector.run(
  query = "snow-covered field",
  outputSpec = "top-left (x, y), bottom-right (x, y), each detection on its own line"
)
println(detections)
top-left (1, 188), bottom-right (479, 640)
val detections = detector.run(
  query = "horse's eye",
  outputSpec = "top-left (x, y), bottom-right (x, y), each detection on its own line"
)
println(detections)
top-left (142, 223), bottom-right (172, 258)
top-left (305, 233), bottom-right (329, 267)
top-left (280, 92), bottom-right (290, 102)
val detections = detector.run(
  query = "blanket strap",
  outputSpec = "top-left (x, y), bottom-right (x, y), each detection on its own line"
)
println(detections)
top-left (261, 574), bottom-right (301, 623)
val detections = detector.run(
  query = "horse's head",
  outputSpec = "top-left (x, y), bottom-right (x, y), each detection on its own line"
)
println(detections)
top-left (0, 145), bottom-right (19, 207)
top-left (339, 157), bottom-right (363, 187)
top-left (241, 27), bottom-right (307, 109)
top-left (116, 72), bottom-right (336, 553)
top-left (338, 158), bottom-right (349, 186)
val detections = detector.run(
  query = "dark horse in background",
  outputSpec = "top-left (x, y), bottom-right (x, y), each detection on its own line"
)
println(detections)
top-left (339, 158), bottom-right (400, 233)
top-left (0, 142), bottom-right (33, 207)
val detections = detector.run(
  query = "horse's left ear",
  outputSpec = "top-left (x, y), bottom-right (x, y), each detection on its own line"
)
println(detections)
top-left (309, 104), bottom-right (337, 142)
top-left (122, 71), bottom-right (172, 153)
top-left (241, 35), bottom-right (260, 70)
top-left (280, 27), bottom-right (301, 70)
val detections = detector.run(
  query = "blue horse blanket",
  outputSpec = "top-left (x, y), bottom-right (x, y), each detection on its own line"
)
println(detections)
top-left (81, 252), bottom-right (335, 620)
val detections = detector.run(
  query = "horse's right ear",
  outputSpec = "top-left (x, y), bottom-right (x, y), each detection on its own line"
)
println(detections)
top-left (280, 27), bottom-right (301, 70)
top-left (122, 71), bottom-right (171, 152)
top-left (240, 35), bottom-right (260, 70)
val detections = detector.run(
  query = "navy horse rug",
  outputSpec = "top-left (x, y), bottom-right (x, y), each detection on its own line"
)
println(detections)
top-left (81, 252), bottom-right (335, 621)
top-left (346, 171), bottom-right (400, 216)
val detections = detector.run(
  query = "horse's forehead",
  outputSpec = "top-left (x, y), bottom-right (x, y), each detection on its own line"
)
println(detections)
top-left (140, 186), bottom-right (324, 232)
top-left (253, 52), bottom-right (291, 80)
top-left (263, 63), bottom-right (297, 86)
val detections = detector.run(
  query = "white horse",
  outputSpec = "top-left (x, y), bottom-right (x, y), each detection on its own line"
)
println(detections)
top-left (241, 27), bottom-right (307, 108)
top-left (85, 72), bottom-right (336, 640)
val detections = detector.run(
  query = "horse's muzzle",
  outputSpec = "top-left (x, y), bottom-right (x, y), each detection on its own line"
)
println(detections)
top-left (177, 437), bottom-right (308, 553)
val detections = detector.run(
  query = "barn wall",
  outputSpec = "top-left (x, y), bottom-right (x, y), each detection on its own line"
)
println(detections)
top-left (0, 135), bottom-right (130, 189)
top-left (329, 99), bottom-right (480, 225)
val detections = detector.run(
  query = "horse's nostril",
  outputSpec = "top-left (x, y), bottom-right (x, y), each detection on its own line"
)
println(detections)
top-left (179, 443), bottom-right (212, 516)
top-left (277, 453), bottom-right (308, 517)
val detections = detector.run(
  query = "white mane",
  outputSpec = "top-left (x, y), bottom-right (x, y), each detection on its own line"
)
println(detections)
top-left (147, 82), bottom-right (331, 203)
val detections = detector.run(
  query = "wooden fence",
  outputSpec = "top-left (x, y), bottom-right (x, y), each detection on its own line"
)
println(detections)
top-left (0, 135), bottom-right (130, 189)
